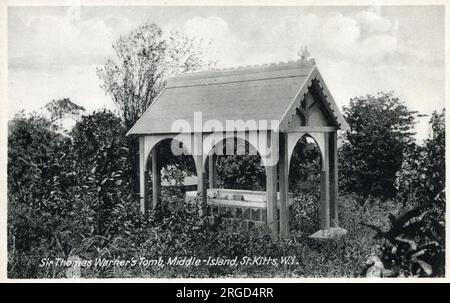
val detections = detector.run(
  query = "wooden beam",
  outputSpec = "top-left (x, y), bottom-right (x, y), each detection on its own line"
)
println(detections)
top-left (139, 137), bottom-right (150, 213)
top-left (279, 132), bottom-right (290, 239)
top-left (197, 167), bottom-right (207, 216)
top-left (151, 148), bottom-right (160, 210)
top-left (296, 107), bottom-right (306, 119)
top-left (319, 133), bottom-right (330, 230)
top-left (208, 154), bottom-right (217, 189)
top-left (266, 164), bottom-right (278, 240)
top-left (265, 130), bottom-right (279, 240)
top-left (308, 100), bottom-right (318, 109)
top-left (329, 131), bottom-right (338, 227)
top-left (194, 133), bottom-right (207, 216)
top-left (287, 126), bottom-right (337, 133)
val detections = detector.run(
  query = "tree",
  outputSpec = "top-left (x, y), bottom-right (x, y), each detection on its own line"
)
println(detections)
top-left (70, 110), bottom-right (134, 236)
top-left (97, 23), bottom-right (213, 130)
top-left (43, 98), bottom-right (85, 124)
top-left (365, 109), bottom-right (445, 277)
top-left (339, 92), bottom-right (418, 198)
top-left (97, 22), bottom-right (214, 192)
top-left (395, 109), bottom-right (445, 206)
top-left (7, 112), bottom-right (67, 205)
top-left (7, 112), bottom-right (74, 277)
top-left (8, 110), bottom-right (147, 278)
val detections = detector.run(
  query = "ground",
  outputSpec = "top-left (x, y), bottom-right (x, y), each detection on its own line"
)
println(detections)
top-left (78, 192), bottom-right (402, 278)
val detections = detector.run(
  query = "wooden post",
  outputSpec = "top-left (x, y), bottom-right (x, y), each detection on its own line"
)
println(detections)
top-left (266, 131), bottom-right (279, 240)
top-left (319, 133), bottom-right (330, 230)
top-left (208, 154), bottom-right (216, 189)
top-left (194, 133), bottom-right (207, 216)
top-left (139, 137), bottom-right (150, 213)
top-left (266, 164), bottom-right (278, 240)
top-left (213, 156), bottom-right (217, 188)
top-left (329, 131), bottom-right (338, 227)
top-left (197, 167), bottom-right (207, 215)
top-left (151, 147), bottom-right (160, 210)
top-left (279, 132), bottom-right (290, 238)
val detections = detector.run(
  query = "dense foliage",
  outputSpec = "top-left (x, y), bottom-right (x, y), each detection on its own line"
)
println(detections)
top-left (214, 137), bottom-right (321, 191)
top-left (7, 109), bottom-right (381, 279)
top-left (7, 99), bottom-right (445, 279)
top-left (339, 92), bottom-right (417, 198)
top-left (364, 110), bottom-right (445, 277)
top-left (289, 137), bottom-right (321, 191)
top-left (8, 110), bottom-right (145, 277)
top-left (395, 110), bottom-right (445, 206)
top-left (216, 154), bottom-right (266, 190)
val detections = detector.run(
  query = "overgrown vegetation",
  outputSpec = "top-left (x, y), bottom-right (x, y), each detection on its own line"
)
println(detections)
top-left (7, 22), bottom-right (445, 279)
top-left (7, 101), bottom-right (445, 278)
top-left (8, 110), bottom-right (141, 278)
top-left (363, 110), bottom-right (445, 277)
top-left (7, 111), bottom-right (386, 277)
top-left (340, 92), bottom-right (418, 199)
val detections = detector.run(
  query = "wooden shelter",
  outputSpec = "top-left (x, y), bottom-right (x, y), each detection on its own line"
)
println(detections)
top-left (127, 58), bottom-right (348, 239)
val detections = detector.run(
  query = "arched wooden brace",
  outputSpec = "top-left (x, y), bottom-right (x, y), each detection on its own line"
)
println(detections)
top-left (202, 131), bottom-right (270, 167)
top-left (287, 132), bottom-right (326, 170)
top-left (285, 131), bottom-right (339, 231)
top-left (139, 135), bottom-right (174, 214)
top-left (139, 133), bottom-right (202, 214)
top-left (202, 131), bottom-right (271, 190)
top-left (202, 132), bottom-right (231, 190)
top-left (137, 130), bottom-right (339, 234)
top-left (200, 130), bottom-right (288, 240)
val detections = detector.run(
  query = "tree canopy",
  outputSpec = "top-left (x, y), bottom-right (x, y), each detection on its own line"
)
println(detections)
top-left (339, 92), bottom-right (418, 198)
top-left (43, 98), bottom-right (85, 124)
top-left (97, 23), bottom-right (214, 130)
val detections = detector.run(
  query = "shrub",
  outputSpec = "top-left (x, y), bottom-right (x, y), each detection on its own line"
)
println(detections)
top-left (70, 110), bottom-right (135, 236)
top-left (8, 112), bottom-right (69, 206)
top-left (215, 139), bottom-right (266, 190)
top-left (363, 191), bottom-right (445, 277)
top-left (364, 110), bottom-right (445, 277)
top-left (339, 92), bottom-right (417, 198)
top-left (395, 110), bottom-right (445, 206)
top-left (217, 154), bottom-right (266, 190)
top-left (7, 110), bottom-right (143, 278)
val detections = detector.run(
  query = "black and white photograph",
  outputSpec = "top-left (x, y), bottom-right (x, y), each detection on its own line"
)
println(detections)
top-left (1, 0), bottom-right (447, 282)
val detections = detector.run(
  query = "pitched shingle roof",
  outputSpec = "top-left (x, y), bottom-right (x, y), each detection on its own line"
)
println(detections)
top-left (127, 60), bottom-right (348, 135)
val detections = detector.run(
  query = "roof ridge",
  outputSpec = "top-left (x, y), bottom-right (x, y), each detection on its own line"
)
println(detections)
top-left (206, 58), bottom-right (314, 72)
top-left (169, 58), bottom-right (316, 82)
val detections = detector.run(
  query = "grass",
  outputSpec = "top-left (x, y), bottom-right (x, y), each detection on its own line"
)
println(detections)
top-left (85, 193), bottom-right (401, 278)
top-left (8, 189), bottom-right (402, 279)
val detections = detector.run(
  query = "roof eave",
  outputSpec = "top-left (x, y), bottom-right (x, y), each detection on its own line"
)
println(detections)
top-left (126, 87), bottom-right (168, 137)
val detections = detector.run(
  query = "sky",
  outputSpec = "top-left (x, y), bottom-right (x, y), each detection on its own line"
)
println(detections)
top-left (7, 5), bottom-right (446, 141)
